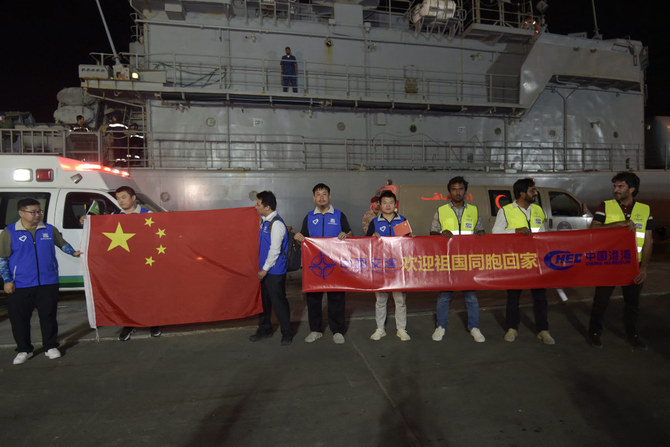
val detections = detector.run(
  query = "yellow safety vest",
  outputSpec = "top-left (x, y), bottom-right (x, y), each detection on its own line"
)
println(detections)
top-left (603, 200), bottom-right (650, 262)
top-left (438, 204), bottom-right (479, 235)
top-left (502, 203), bottom-right (545, 233)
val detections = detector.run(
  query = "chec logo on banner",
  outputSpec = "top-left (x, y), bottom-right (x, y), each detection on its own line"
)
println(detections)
top-left (309, 252), bottom-right (337, 280)
top-left (544, 250), bottom-right (582, 271)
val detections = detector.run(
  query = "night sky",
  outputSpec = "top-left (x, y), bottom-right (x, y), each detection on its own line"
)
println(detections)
top-left (1, 0), bottom-right (668, 122)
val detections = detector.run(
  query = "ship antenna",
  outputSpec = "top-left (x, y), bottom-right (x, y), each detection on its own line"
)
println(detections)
top-left (95, 0), bottom-right (121, 65)
top-left (591, 0), bottom-right (602, 40)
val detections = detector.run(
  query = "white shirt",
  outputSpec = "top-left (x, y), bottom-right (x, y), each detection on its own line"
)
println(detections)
top-left (260, 210), bottom-right (287, 272)
top-left (491, 201), bottom-right (545, 234)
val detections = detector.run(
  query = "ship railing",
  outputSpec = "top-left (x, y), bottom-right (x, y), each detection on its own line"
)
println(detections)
top-left (461, 0), bottom-right (536, 30)
top-left (1, 128), bottom-right (645, 173)
top-left (240, 0), bottom-right (412, 30)
top-left (125, 52), bottom-right (521, 105)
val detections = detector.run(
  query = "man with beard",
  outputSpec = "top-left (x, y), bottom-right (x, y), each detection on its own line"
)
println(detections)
top-left (492, 178), bottom-right (555, 345)
top-left (429, 176), bottom-right (486, 343)
top-left (587, 172), bottom-right (653, 350)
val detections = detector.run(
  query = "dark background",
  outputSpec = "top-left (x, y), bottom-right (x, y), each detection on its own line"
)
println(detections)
top-left (1, 0), bottom-right (668, 122)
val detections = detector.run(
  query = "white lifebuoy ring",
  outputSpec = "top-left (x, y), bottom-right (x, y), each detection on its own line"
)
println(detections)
top-left (523, 18), bottom-right (539, 36)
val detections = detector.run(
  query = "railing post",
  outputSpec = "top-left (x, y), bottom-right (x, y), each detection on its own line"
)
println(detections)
top-left (344, 139), bottom-right (348, 169)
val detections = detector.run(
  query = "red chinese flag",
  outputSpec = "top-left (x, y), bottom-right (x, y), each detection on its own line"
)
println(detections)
top-left (82, 207), bottom-right (261, 327)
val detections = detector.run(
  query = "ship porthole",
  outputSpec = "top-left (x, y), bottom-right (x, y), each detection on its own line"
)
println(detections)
top-left (337, 122), bottom-right (346, 131)
top-left (409, 124), bottom-right (417, 133)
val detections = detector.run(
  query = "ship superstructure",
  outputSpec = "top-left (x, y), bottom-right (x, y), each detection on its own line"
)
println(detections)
top-left (3, 1), bottom-right (662, 229)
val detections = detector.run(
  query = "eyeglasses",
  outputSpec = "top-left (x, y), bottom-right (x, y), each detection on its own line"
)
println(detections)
top-left (20, 209), bottom-right (44, 216)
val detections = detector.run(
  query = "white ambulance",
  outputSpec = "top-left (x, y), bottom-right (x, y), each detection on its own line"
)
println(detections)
top-left (0, 155), bottom-right (164, 290)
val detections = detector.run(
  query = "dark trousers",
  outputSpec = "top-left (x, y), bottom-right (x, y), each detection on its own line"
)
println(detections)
top-left (7, 284), bottom-right (60, 352)
top-left (257, 273), bottom-right (292, 336)
top-left (589, 283), bottom-right (642, 336)
top-left (506, 288), bottom-right (548, 332)
top-left (282, 75), bottom-right (297, 92)
top-left (306, 291), bottom-right (345, 334)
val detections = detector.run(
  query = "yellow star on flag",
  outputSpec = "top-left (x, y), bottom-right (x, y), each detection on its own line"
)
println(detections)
top-left (156, 245), bottom-right (166, 254)
top-left (156, 228), bottom-right (166, 238)
top-left (144, 217), bottom-right (155, 228)
top-left (145, 256), bottom-right (155, 266)
top-left (103, 223), bottom-right (136, 252)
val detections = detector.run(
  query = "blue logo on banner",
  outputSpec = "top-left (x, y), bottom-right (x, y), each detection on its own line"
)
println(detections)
top-left (544, 250), bottom-right (583, 270)
top-left (309, 252), bottom-right (337, 280)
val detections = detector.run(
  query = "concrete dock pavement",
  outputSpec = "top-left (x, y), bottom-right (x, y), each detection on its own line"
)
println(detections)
top-left (1, 251), bottom-right (669, 446)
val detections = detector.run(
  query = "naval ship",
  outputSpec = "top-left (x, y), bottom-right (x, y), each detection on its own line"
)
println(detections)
top-left (3, 0), bottom-right (669, 235)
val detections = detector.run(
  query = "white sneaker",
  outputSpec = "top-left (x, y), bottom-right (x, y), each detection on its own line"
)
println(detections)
top-left (396, 329), bottom-right (411, 341)
top-left (470, 328), bottom-right (485, 343)
top-left (432, 326), bottom-right (445, 341)
top-left (370, 328), bottom-right (386, 341)
top-left (304, 331), bottom-right (323, 343)
top-left (333, 333), bottom-right (345, 344)
top-left (13, 352), bottom-right (33, 365)
top-left (45, 348), bottom-right (62, 359)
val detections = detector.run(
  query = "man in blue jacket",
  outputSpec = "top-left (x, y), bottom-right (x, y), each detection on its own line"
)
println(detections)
top-left (294, 183), bottom-right (353, 344)
top-left (0, 198), bottom-right (81, 365)
top-left (249, 190), bottom-right (293, 346)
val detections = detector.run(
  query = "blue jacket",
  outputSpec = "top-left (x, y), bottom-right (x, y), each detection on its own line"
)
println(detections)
top-left (371, 214), bottom-right (407, 236)
top-left (306, 209), bottom-right (344, 237)
top-left (6, 222), bottom-right (59, 287)
top-left (259, 215), bottom-right (289, 275)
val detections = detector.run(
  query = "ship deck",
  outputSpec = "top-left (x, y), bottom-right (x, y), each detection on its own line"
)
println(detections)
top-left (1, 245), bottom-right (669, 445)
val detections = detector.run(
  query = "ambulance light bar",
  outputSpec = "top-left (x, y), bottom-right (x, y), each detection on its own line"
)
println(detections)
top-left (58, 157), bottom-right (130, 178)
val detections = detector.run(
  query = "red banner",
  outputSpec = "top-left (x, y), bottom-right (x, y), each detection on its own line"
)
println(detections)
top-left (82, 207), bottom-right (261, 327)
top-left (302, 228), bottom-right (639, 292)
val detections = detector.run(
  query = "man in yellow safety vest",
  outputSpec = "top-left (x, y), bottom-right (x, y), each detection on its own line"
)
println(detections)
top-left (588, 172), bottom-right (653, 350)
top-left (492, 178), bottom-right (555, 345)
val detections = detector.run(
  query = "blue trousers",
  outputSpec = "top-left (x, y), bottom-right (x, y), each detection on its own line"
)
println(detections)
top-left (435, 290), bottom-right (480, 331)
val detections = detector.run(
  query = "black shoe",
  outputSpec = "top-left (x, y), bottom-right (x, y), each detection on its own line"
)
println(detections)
top-left (588, 333), bottom-right (603, 349)
top-left (280, 335), bottom-right (293, 346)
top-left (249, 331), bottom-right (272, 342)
top-left (150, 327), bottom-right (162, 337)
top-left (118, 327), bottom-right (136, 341)
top-left (628, 334), bottom-right (648, 350)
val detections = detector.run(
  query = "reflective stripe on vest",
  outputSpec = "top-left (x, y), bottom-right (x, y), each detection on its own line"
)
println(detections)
top-left (502, 203), bottom-right (545, 233)
top-left (603, 200), bottom-right (650, 261)
top-left (438, 204), bottom-right (478, 235)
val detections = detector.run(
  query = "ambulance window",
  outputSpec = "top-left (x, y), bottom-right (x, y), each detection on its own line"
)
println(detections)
top-left (488, 190), bottom-right (512, 215)
top-left (0, 193), bottom-right (51, 229)
top-left (63, 192), bottom-right (119, 229)
top-left (549, 191), bottom-right (581, 216)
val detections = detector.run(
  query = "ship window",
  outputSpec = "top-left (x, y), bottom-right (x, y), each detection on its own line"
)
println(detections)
top-left (0, 192), bottom-right (51, 229)
top-left (549, 191), bottom-right (581, 217)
